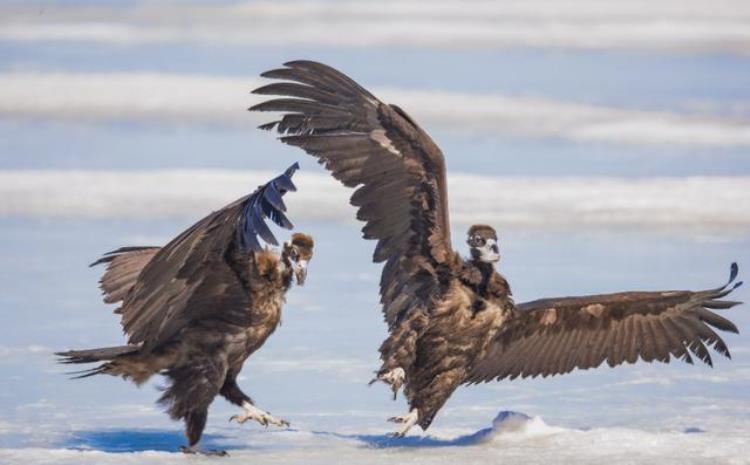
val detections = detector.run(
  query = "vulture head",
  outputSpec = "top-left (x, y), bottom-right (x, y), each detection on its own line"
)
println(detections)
top-left (467, 225), bottom-right (500, 264)
top-left (283, 232), bottom-right (314, 285)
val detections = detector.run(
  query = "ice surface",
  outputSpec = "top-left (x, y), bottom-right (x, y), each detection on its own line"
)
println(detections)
top-left (3, 1), bottom-right (750, 53)
top-left (1, 410), bottom-right (749, 465)
top-left (0, 219), bottom-right (747, 465)
top-left (1, 72), bottom-right (749, 147)
top-left (1, 171), bottom-right (748, 230)
top-left (1, 2), bottom-right (748, 463)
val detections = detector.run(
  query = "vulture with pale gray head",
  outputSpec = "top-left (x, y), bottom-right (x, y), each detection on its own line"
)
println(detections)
top-left (57, 164), bottom-right (313, 455)
top-left (252, 61), bottom-right (743, 437)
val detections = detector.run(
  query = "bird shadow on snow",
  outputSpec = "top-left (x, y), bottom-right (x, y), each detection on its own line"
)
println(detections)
top-left (316, 428), bottom-right (496, 449)
top-left (65, 429), bottom-right (241, 453)
top-left (60, 412), bottom-right (531, 453)
top-left (313, 411), bottom-right (531, 449)
top-left (59, 412), bottom-right (707, 453)
top-left (317, 411), bottom-right (707, 449)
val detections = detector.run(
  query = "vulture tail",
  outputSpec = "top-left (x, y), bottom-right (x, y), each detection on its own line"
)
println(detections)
top-left (56, 345), bottom-right (138, 364)
top-left (55, 345), bottom-right (149, 382)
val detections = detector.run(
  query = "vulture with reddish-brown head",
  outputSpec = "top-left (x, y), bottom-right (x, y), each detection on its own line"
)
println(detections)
top-left (251, 61), bottom-right (743, 437)
top-left (57, 164), bottom-right (314, 455)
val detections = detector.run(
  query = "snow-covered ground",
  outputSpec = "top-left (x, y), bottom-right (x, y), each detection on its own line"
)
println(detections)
top-left (1, 170), bottom-right (749, 228)
top-left (2, 411), bottom-right (749, 465)
top-left (1, 1), bottom-right (749, 463)
top-left (1, 218), bottom-right (748, 464)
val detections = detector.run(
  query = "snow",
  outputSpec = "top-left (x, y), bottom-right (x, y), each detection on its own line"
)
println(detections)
top-left (1, 411), bottom-right (748, 465)
top-left (1, 2), bottom-right (748, 464)
top-left (0, 219), bottom-right (747, 465)
top-left (2, 1), bottom-right (750, 53)
top-left (0, 170), bottom-right (748, 230)
top-left (1, 72), bottom-right (749, 147)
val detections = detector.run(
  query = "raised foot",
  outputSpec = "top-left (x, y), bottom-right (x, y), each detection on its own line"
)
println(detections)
top-left (229, 401), bottom-right (290, 428)
top-left (387, 408), bottom-right (419, 438)
top-left (180, 445), bottom-right (228, 456)
top-left (369, 367), bottom-right (405, 400)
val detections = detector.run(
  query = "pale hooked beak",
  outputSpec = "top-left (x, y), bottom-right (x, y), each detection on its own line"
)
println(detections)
top-left (294, 260), bottom-right (308, 286)
top-left (481, 239), bottom-right (500, 263)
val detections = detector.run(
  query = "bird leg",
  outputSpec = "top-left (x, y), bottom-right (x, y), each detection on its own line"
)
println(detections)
top-left (368, 366), bottom-right (405, 399)
top-left (229, 401), bottom-right (289, 428)
top-left (388, 408), bottom-right (419, 438)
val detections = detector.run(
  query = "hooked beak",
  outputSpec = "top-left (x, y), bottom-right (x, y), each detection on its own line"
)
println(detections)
top-left (294, 260), bottom-right (308, 286)
top-left (482, 239), bottom-right (501, 263)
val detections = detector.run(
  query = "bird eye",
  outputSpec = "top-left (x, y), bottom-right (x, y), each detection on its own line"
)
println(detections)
top-left (473, 235), bottom-right (485, 246)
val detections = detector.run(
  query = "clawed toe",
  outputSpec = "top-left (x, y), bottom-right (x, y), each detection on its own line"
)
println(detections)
top-left (231, 402), bottom-right (290, 429)
top-left (387, 408), bottom-right (419, 437)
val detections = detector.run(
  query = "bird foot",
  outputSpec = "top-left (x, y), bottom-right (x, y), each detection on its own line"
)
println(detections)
top-left (387, 408), bottom-right (419, 438)
top-left (179, 445), bottom-right (228, 456)
top-left (229, 401), bottom-right (290, 428)
top-left (369, 367), bottom-right (405, 400)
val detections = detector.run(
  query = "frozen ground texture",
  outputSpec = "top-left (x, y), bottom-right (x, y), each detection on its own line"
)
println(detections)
top-left (1, 0), bottom-right (749, 464)
top-left (1, 219), bottom-right (748, 465)
top-left (1, 412), bottom-right (749, 465)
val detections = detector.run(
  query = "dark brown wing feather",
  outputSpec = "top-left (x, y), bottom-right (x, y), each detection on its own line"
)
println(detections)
top-left (111, 165), bottom-right (299, 350)
top-left (468, 264), bottom-right (743, 383)
top-left (119, 196), bottom-right (251, 349)
top-left (252, 60), bottom-right (456, 327)
top-left (91, 247), bottom-right (161, 306)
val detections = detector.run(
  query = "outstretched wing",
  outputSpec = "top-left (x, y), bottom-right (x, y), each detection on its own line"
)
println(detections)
top-left (252, 60), bottom-right (455, 327)
top-left (118, 163), bottom-right (299, 350)
top-left (468, 264), bottom-right (743, 383)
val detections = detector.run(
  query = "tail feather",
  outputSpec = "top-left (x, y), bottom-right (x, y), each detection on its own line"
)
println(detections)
top-left (56, 345), bottom-right (139, 364)
top-left (56, 344), bottom-right (171, 385)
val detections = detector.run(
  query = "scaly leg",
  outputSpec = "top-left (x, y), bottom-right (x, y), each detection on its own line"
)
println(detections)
top-left (388, 408), bottom-right (419, 438)
top-left (230, 401), bottom-right (289, 428)
top-left (221, 376), bottom-right (290, 428)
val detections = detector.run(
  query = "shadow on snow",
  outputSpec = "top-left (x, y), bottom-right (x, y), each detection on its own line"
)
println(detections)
top-left (314, 411), bottom-right (531, 448)
top-left (53, 411), bottom-right (703, 453)
top-left (65, 429), bottom-right (240, 453)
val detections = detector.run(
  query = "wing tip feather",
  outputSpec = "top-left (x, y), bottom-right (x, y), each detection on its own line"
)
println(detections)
top-left (729, 262), bottom-right (739, 283)
top-left (237, 163), bottom-right (302, 251)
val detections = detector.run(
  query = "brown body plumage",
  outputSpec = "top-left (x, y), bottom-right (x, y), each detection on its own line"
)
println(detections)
top-left (252, 60), bottom-right (743, 435)
top-left (57, 167), bottom-right (314, 454)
